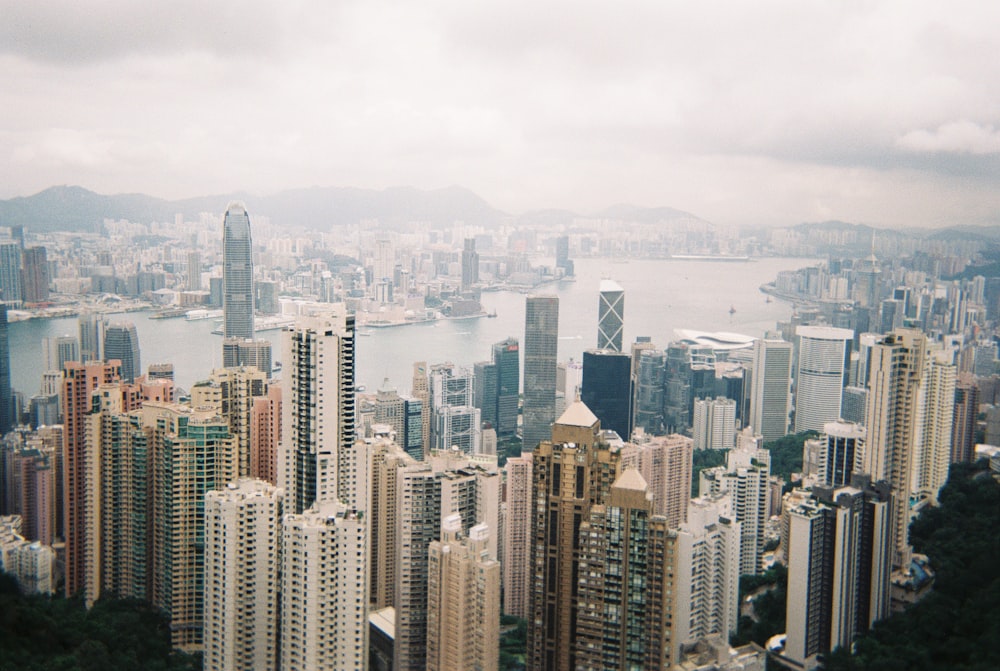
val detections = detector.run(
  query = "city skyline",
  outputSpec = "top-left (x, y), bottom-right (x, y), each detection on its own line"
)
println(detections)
top-left (3, 3), bottom-right (1000, 229)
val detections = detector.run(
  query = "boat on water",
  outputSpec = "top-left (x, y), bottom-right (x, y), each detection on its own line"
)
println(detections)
top-left (185, 308), bottom-right (223, 321)
top-left (729, 305), bottom-right (736, 315)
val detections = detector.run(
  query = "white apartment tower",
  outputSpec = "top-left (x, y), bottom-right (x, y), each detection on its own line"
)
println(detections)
top-left (749, 337), bottom-right (792, 440)
top-left (619, 433), bottom-right (693, 528)
top-left (280, 306), bottom-right (357, 514)
top-left (426, 516), bottom-right (500, 671)
top-left (794, 326), bottom-right (853, 433)
top-left (693, 396), bottom-right (737, 451)
top-left (204, 479), bottom-right (283, 671)
top-left (674, 495), bottom-right (741, 649)
top-left (281, 501), bottom-right (368, 671)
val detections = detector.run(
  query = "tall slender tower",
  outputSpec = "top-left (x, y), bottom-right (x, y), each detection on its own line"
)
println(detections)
top-left (597, 279), bottom-right (624, 352)
top-left (523, 295), bottom-right (559, 451)
top-left (0, 304), bottom-right (11, 436)
top-left (749, 337), bottom-right (792, 440)
top-left (222, 202), bottom-right (254, 365)
top-left (502, 453), bottom-right (533, 619)
top-left (62, 360), bottom-right (121, 598)
top-left (280, 306), bottom-right (356, 514)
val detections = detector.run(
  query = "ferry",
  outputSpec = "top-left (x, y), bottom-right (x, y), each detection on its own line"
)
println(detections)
top-left (185, 308), bottom-right (223, 321)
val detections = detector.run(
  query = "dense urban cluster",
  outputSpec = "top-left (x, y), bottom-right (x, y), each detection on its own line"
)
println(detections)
top-left (1, 203), bottom-right (999, 671)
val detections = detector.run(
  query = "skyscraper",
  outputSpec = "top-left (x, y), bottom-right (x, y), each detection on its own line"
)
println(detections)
top-left (190, 367), bottom-right (270, 478)
top-left (222, 202), bottom-right (254, 353)
top-left (633, 348), bottom-right (666, 435)
top-left (0, 242), bottom-right (23, 305)
top-left (426, 517), bottom-right (500, 671)
top-left (749, 337), bottom-right (792, 440)
top-left (62, 360), bottom-right (120, 598)
top-left (78, 312), bottom-right (103, 363)
top-left (461, 238), bottom-right (479, 291)
top-left (819, 419), bottom-right (865, 488)
top-left (951, 375), bottom-right (978, 464)
top-left (103, 322), bottom-right (141, 384)
top-left (502, 453), bottom-right (533, 619)
top-left (21, 246), bottom-right (49, 304)
top-left (492, 338), bottom-right (520, 437)
top-left (692, 396), bottom-right (737, 451)
top-left (186, 251), bottom-right (201, 292)
top-left (204, 479), bottom-right (282, 671)
top-left (280, 306), bottom-right (356, 514)
top-left (523, 295), bottom-right (558, 451)
top-left (620, 433), bottom-right (693, 528)
top-left (793, 326), bottom-right (853, 433)
top-left (0, 304), bottom-right (10, 436)
top-left (597, 279), bottom-right (625, 352)
top-left (581, 349), bottom-right (633, 440)
top-left (222, 337), bottom-right (272, 375)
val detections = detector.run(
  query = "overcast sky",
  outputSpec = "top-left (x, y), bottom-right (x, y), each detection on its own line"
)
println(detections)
top-left (3, 0), bottom-right (1000, 228)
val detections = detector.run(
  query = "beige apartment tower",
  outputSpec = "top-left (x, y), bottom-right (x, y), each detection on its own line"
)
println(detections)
top-left (502, 453), bottom-right (533, 619)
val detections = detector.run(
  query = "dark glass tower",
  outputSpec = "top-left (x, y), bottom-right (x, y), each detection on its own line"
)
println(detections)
top-left (523, 295), bottom-right (558, 451)
top-left (223, 202), bottom-right (254, 366)
top-left (493, 338), bottom-right (520, 438)
top-left (581, 349), bottom-right (633, 440)
top-left (103, 321), bottom-right (141, 383)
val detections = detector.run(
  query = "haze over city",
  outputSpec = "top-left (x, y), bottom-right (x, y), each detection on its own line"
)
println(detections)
top-left (4, 1), bottom-right (1000, 227)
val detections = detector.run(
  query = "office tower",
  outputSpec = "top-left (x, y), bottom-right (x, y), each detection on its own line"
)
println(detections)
top-left (794, 326), bottom-right (853, 433)
top-left (634, 348), bottom-right (666, 435)
top-left (375, 379), bottom-right (406, 437)
top-left (0, 305), bottom-right (10, 436)
top-left (861, 329), bottom-right (930, 569)
top-left (502, 453), bottom-right (533, 618)
top-left (280, 307), bottom-right (356, 514)
top-left (222, 202), bottom-right (254, 344)
top-left (365, 436), bottom-right (417, 610)
top-left (461, 238), bottom-right (479, 291)
top-left (879, 298), bottom-right (902, 334)
top-left (191, 367), bottom-right (269, 478)
top-left (395, 454), bottom-right (499, 671)
top-left (693, 396), bottom-right (737, 450)
top-left (784, 480), bottom-right (893, 671)
top-left (146, 402), bottom-right (237, 650)
top-left (554, 235), bottom-right (572, 275)
top-left (204, 479), bottom-right (282, 671)
top-left (474, 360), bottom-right (498, 426)
top-left (489, 338), bottom-right (520, 438)
top-left (574, 468), bottom-right (676, 669)
top-left (581, 349), bottom-right (633, 440)
top-left (433, 404), bottom-right (481, 454)
top-left (841, 386), bottom-right (867, 425)
top-left (430, 362), bottom-right (474, 407)
top-left (819, 419), bottom-right (865, 487)
top-left (675, 496), bottom-right (741, 649)
top-left (700, 443), bottom-right (771, 576)
top-left (43, 335), bottom-right (79, 372)
top-left (853, 248), bottom-right (881, 308)
top-left (426, 517), bottom-right (500, 671)
top-left (528, 400), bottom-right (620, 671)
top-left (748, 337), bottom-right (792, 440)
top-left (103, 321), bottom-right (141, 384)
top-left (256, 280), bottom-right (278, 314)
top-left (78, 312), bottom-right (104, 363)
top-left (523, 295), bottom-right (558, 451)
top-left (281, 501), bottom-right (368, 671)
top-left (21, 246), bottom-right (49, 304)
top-left (0, 242), bottom-right (23, 304)
top-left (620, 433), bottom-right (693, 528)
top-left (250, 385), bottom-right (281, 485)
top-left (83, 386), bottom-right (151, 604)
top-left (223, 337), bottom-right (272, 375)
top-left (412, 362), bottom-right (432, 454)
top-left (972, 341), bottom-right (997, 377)
top-left (373, 238), bottom-right (394, 285)
top-left (951, 375), bottom-right (978, 463)
top-left (597, 279), bottom-right (625, 352)
top-left (375, 383), bottom-right (424, 460)
top-left (912, 349), bottom-right (955, 505)
top-left (186, 250), bottom-right (201, 291)
top-left (210, 276), bottom-right (224, 307)
top-left (62, 360), bottom-right (120, 598)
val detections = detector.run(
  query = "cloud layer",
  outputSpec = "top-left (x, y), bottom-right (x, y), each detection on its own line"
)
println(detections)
top-left (3, 0), bottom-right (1000, 227)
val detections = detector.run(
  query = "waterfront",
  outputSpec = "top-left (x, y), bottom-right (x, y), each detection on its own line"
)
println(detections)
top-left (8, 256), bottom-right (817, 397)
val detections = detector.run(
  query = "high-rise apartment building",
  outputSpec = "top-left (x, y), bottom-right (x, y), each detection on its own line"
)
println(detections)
top-left (281, 501), bottom-right (368, 671)
top-left (426, 516), bottom-right (500, 671)
top-left (103, 322), bottom-right (141, 384)
top-left (222, 202), bottom-right (254, 346)
top-left (280, 307), bottom-right (356, 514)
top-left (83, 385), bottom-right (151, 605)
top-left (502, 453), bottom-right (533, 619)
top-left (913, 349), bottom-right (955, 505)
top-left (62, 360), bottom-right (120, 598)
top-left (365, 436), bottom-right (416, 610)
top-left (951, 375), bottom-right (978, 464)
top-left (749, 337), bottom-right (792, 440)
top-left (693, 396), bottom-right (737, 451)
top-left (675, 495), bottom-right (741, 649)
top-left (581, 349), bottom-right (633, 440)
top-left (793, 326), bottom-right (853, 433)
top-left (597, 279), bottom-right (625, 352)
top-left (819, 419), bottom-right (865, 488)
top-left (186, 251), bottom-right (201, 292)
top-left (145, 402), bottom-right (237, 650)
top-left (784, 479), bottom-right (893, 671)
top-left (0, 304), bottom-right (10, 436)
top-left (620, 433), bottom-right (693, 528)
top-left (204, 479), bottom-right (282, 671)
top-left (523, 295), bottom-right (558, 451)
top-left (394, 453), bottom-right (499, 671)
top-left (412, 361), bottom-right (432, 455)
top-left (190, 367), bottom-right (269, 479)
top-left (574, 468), bottom-right (677, 670)
top-left (222, 338), bottom-right (272, 376)
top-left (250, 385), bottom-right (281, 485)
